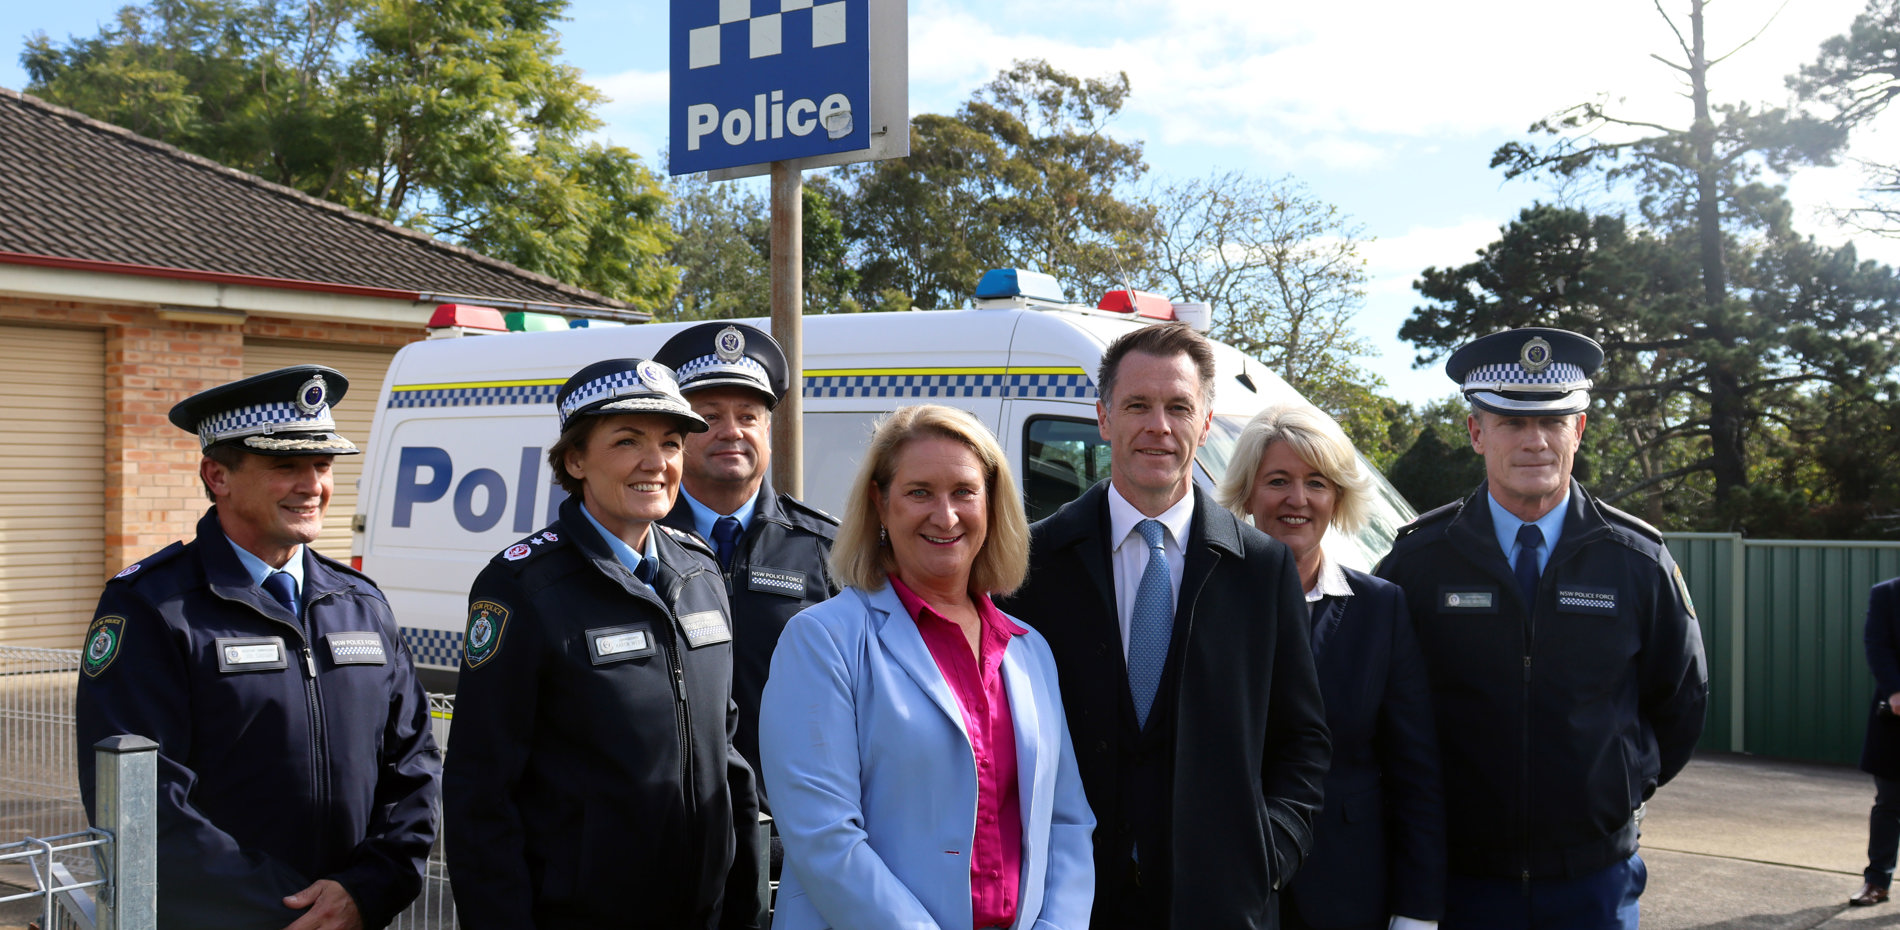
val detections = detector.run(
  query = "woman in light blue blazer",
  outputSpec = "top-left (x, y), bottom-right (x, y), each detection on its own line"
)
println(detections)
top-left (759, 404), bottom-right (1094, 930)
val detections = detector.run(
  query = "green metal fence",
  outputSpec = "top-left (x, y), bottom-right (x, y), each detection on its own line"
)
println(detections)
top-left (1665, 532), bottom-right (1900, 766)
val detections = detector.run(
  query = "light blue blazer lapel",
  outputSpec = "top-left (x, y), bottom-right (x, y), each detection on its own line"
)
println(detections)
top-left (1003, 637), bottom-right (1045, 819)
top-left (866, 583), bottom-right (969, 740)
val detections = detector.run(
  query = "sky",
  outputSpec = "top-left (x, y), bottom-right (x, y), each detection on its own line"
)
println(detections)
top-left (6, 0), bottom-right (1897, 405)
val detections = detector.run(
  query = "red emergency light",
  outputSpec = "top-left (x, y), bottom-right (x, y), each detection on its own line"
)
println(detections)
top-left (1098, 289), bottom-right (1175, 321)
top-left (427, 303), bottom-right (509, 335)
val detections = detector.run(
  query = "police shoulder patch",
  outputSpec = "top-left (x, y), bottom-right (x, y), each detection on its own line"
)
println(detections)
top-left (493, 528), bottom-right (566, 565)
top-left (781, 494), bottom-right (841, 533)
top-left (108, 542), bottom-right (184, 585)
top-left (82, 615), bottom-right (127, 678)
top-left (463, 600), bottom-right (511, 669)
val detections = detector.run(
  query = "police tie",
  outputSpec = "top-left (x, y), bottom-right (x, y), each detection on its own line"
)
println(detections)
top-left (712, 516), bottom-right (743, 570)
top-left (1127, 519), bottom-right (1173, 728)
top-left (1515, 523), bottom-right (1544, 609)
top-left (262, 570), bottom-right (299, 617)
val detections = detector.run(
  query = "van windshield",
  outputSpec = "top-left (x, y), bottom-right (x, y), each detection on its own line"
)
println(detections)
top-left (1197, 414), bottom-right (1417, 571)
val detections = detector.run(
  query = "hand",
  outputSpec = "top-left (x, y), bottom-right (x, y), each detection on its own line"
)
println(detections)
top-left (281, 879), bottom-right (363, 930)
top-left (1888, 693), bottom-right (1900, 715)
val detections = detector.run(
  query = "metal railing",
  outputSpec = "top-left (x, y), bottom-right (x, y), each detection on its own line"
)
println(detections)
top-left (0, 646), bottom-right (458, 929)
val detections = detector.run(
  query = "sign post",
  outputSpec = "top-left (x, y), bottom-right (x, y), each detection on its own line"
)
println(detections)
top-left (671, 0), bottom-right (907, 498)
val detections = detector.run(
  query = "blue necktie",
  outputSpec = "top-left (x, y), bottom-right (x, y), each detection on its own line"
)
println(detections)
top-left (1127, 519), bottom-right (1173, 728)
top-left (262, 570), bottom-right (298, 617)
top-left (712, 516), bottom-right (743, 570)
top-left (634, 555), bottom-right (656, 587)
top-left (1515, 523), bottom-right (1544, 609)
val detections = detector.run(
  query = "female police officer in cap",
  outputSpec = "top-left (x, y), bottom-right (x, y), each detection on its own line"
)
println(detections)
top-left (443, 358), bottom-right (767, 930)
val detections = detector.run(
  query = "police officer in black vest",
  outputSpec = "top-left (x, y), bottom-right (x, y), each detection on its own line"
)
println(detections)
top-left (75, 366), bottom-right (441, 930)
top-left (1376, 329), bottom-right (1708, 930)
top-left (654, 323), bottom-right (840, 817)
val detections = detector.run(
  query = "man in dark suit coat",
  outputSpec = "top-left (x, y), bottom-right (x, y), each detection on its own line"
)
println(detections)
top-left (1855, 577), bottom-right (1900, 906)
top-left (1286, 567), bottom-right (1443, 930)
top-left (1002, 322), bottom-right (1331, 929)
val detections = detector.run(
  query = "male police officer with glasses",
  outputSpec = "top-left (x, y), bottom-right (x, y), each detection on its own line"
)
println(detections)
top-left (75, 366), bottom-right (441, 930)
top-left (1376, 329), bottom-right (1707, 930)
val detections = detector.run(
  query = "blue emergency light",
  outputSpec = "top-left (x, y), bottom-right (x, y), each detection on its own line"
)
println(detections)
top-left (975, 268), bottom-right (1067, 303)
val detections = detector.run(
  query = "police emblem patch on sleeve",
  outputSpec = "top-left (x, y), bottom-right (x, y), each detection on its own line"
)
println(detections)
top-left (1674, 564), bottom-right (1697, 620)
top-left (82, 616), bottom-right (126, 678)
top-left (464, 600), bottom-right (511, 669)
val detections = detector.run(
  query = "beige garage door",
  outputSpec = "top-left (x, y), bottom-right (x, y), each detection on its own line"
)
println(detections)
top-left (0, 324), bottom-right (105, 648)
top-left (245, 341), bottom-right (398, 563)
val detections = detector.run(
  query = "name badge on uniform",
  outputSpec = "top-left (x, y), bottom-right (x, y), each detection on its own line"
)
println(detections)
top-left (1557, 585), bottom-right (1619, 616)
top-left (216, 636), bottom-right (288, 673)
top-left (1438, 587), bottom-right (1499, 613)
top-left (677, 610), bottom-right (733, 648)
top-left (326, 631), bottom-right (388, 666)
top-left (746, 566), bottom-right (807, 598)
top-left (587, 624), bottom-right (657, 665)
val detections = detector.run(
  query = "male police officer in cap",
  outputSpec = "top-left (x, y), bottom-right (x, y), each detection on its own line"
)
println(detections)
top-left (75, 366), bottom-right (441, 930)
top-left (654, 323), bottom-right (840, 810)
top-left (1376, 329), bottom-right (1707, 930)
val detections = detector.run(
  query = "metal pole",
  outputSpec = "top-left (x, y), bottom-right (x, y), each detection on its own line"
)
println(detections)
top-left (93, 735), bottom-right (158, 930)
top-left (770, 159), bottom-right (805, 499)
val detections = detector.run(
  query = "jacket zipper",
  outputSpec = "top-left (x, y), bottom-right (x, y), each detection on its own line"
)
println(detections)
top-left (301, 589), bottom-right (340, 827)
top-left (657, 593), bottom-right (696, 816)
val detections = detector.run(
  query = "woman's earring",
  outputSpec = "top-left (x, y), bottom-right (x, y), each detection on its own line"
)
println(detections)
top-left (879, 526), bottom-right (888, 545)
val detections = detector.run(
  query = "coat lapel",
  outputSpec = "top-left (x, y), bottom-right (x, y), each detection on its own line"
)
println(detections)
top-left (1002, 641), bottom-right (1044, 831)
top-left (866, 585), bottom-right (970, 740)
top-left (1309, 594), bottom-right (1346, 658)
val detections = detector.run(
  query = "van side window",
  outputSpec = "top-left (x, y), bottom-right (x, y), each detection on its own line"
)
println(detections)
top-left (1023, 417), bottom-right (1110, 522)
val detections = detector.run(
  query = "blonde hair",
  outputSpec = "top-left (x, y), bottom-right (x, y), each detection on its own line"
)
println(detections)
top-left (1215, 402), bottom-right (1373, 534)
top-left (830, 405), bottom-right (1030, 596)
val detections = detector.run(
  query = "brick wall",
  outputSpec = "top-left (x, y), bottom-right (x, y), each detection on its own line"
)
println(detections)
top-left (0, 295), bottom-right (426, 577)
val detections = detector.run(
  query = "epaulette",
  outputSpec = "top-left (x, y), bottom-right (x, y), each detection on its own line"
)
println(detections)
top-left (660, 523), bottom-right (715, 558)
top-left (309, 548), bottom-right (381, 587)
top-left (1391, 498), bottom-right (1461, 544)
top-left (1597, 499), bottom-right (1664, 544)
top-left (780, 494), bottom-right (841, 534)
top-left (107, 541), bottom-right (186, 585)
top-left (492, 528), bottom-right (569, 565)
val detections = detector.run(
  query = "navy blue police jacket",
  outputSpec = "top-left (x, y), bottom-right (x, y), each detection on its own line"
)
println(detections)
top-left (1375, 480), bottom-right (1708, 881)
top-left (659, 480), bottom-right (838, 810)
top-left (443, 495), bottom-right (767, 930)
top-left (74, 508), bottom-right (442, 930)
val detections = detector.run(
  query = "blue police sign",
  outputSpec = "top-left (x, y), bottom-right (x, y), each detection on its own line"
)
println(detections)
top-left (670, 0), bottom-right (905, 177)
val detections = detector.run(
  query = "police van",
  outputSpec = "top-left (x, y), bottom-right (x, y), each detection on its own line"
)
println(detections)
top-left (354, 269), bottom-right (1417, 678)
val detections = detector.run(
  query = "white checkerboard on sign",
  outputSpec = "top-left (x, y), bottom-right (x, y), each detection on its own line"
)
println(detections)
top-left (688, 0), bottom-right (848, 69)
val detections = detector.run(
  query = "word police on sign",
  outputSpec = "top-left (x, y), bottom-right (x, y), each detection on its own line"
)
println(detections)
top-left (670, 0), bottom-right (907, 178)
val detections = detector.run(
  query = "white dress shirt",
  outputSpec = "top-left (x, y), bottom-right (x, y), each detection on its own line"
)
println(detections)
top-left (1105, 483), bottom-right (1194, 660)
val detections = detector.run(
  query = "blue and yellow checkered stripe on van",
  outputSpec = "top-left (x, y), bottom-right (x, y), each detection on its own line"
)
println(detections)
top-left (401, 626), bottom-right (464, 668)
top-left (386, 368), bottom-right (1097, 406)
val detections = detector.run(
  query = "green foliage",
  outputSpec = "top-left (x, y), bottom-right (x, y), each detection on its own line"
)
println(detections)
top-left (661, 174), bottom-right (860, 320)
top-left (1384, 400), bottom-right (1488, 514)
top-left (25, 0), bottom-right (676, 306)
top-left (835, 59), bottom-right (1151, 308)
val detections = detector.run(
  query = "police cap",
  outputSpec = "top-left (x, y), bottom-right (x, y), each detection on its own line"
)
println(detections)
top-left (556, 358), bottom-right (709, 432)
top-left (1445, 327), bottom-right (1604, 417)
top-left (652, 323), bottom-right (790, 408)
top-left (168, 366), bottom-right (360, 456)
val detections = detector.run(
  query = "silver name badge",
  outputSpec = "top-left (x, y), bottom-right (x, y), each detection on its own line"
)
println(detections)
top-left (215, 636), bottom-right (288, 673)
top-left (326, 632), bottom-right (387, 666)
top-left (1440, 589), bottom-right (1498, 612)
top-left (587, 623), bottom-right (656, 665)
top-left (677, 610), bottom-right (733, 648)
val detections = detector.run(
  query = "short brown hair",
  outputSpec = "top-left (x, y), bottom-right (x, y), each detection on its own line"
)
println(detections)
top-left (830, 405), bottom-right (1030, 596)
top-left (547, 416), bottom-right (605, 499)
top-left (1098, 322), bottom-right (1217, 408)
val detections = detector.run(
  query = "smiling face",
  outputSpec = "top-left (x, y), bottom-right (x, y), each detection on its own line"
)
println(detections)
top-left (1468, 410), bottom-right (1587, 521)
top-left (873, 435), bottom-right (988, 599)
top-left (564, 413), bottom-right (686, 549)
top-left (682, 386), bottom-right (771, 499)
top-left (1097, 349), bottom-right (1213, 516)
top-left (205, 451), bottom-right (333, 568)
top-left (1246, 440), bottom-right (1337, 573)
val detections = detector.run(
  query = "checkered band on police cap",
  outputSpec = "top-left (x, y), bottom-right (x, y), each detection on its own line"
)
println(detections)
top-left (196, 401), bottom-right (338, 446)
top-left (1445, 327), bottom-right (1604, 418)
top-left (169, 365), bottom-right (360, 455)
top-left (1459, 361), bottom-right (1593, 395)
top-left (673, 353), bottom-right (772, 391)
top-left (556, 359), bottom-right (708, 432)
